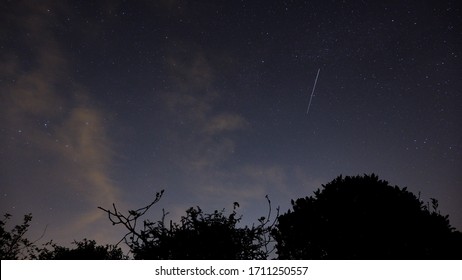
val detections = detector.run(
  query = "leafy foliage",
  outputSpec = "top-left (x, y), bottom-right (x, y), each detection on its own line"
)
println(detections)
top-left (0, 213), bottom-right (125, 260)
top-left (4, 174), bottom-right (461, 260)
top-left (38, 238), bottom-right (126, 260)
top-left (0, 213), bottom-right (37, 259)
top-left (1, 213), bottom-right (51, 260)
top-left (272, 174), bottom-right (462, 259)
top-left (99, 191), bottom-right (278, 259)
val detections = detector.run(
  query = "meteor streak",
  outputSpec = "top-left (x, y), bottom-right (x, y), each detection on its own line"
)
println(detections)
top-left (306, 68), bottom-right (320, 115)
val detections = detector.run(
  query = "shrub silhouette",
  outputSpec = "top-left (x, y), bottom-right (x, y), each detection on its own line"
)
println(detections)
top-left (99, 191), bottom-right (277, 259)
top-left (0, 213), bottom-right (125, 260)
top-left (4, 174), bottom-right (461, 260)
top-left (0, 213), bottom-right (37, 259)
top-left (38, 239), bottom-right (126, 260)
top-left (272, 174), bottom-right (462, 259)
top-left (132, 206), bottom-right (268, 259)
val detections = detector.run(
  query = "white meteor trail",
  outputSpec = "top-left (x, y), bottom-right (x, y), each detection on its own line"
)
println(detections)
top-left (306, 68), bottom-right (321, 115)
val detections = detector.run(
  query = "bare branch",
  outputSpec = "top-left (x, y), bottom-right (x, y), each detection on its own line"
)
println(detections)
top-left (98, 190), bottom-right (165, 250)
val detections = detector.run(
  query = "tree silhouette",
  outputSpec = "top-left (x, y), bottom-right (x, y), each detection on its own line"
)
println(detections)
top-left (272, 174), bottom-right (462, 259)
top-left (0, 213), bottom-right (38, 259)
top-left (5, 174), bottom-right (460, 260)
top-left (99, 191), bottom-right (278, 259)
top-left (0, 213), bottom-right (125, 260)
top-left (38, 239), bottom-right (126, 260)
top-left (132, 206), bottom-right (268, 259)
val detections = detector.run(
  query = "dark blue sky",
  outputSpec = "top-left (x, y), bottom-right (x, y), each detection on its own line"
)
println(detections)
top-left (1, 0), bottom-right (461, 247)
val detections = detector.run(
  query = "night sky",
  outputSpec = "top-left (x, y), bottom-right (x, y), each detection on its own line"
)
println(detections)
top-left (1, 1), bottom-right (461, 248)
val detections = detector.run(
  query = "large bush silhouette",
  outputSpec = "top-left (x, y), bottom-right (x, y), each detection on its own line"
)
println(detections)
top-left (38, 239), bottom-right (126, 260)
top-left (99, 191), bottom-right (277, 259)
top-left (3, 174), bottom-right (461, 260)
top-left (131, 206), bottom-right (269, 259)
top-left (0, 213), bottom-right (124, 260)
top-left (272, 174), bottom-right (462, 259)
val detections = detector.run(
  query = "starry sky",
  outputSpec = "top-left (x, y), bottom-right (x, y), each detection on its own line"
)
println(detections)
top-left (1, 0), bottom-right (461, 247)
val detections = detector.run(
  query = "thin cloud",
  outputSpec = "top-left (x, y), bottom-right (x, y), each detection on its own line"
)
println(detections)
top-left (0, 1), bottom-right (121, 245)
top-left (160, 53), bottom-right (247, 172)
top-left (204, 113), bottom-right (248, 134)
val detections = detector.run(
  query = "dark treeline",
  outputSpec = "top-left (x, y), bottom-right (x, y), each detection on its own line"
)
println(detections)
top-left (2, 174), bottom-right (462, 259)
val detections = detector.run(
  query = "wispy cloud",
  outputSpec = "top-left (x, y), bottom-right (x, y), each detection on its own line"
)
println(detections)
top-left (161, 53), bottom-right (248, 172)
top-left (0, 1), bottom-right (120, 244)
top-left (204, 113), bottom-right (248, 134)
top-left (156, 51), bottom-right (301, 211)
